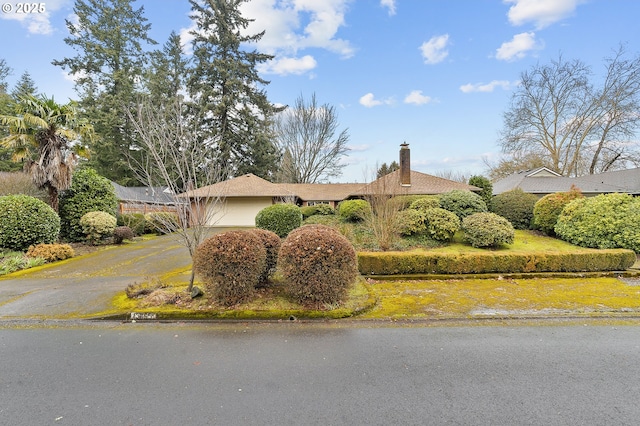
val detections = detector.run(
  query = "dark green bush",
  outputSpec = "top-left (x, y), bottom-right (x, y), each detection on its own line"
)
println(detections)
top-left (300, 204), bottom-right (334, 219)
top-left (338, 199), bottom-right (370, 222)
top-left (193, 230), bottom-right (267, 306)
top-left (468, 175), bottom-right (493, 209)
top-left (440, 190), bottom-right (487, 219)
top-left (461, 212), bottom-right (515, 248)
top-left (533, 186), bottom-right (583, 235)
top-left (144, 212), bottom-right (180, 234)
top-left (255, 203), bottom-right (302, 238)
top-left (0, 195), bottom-right (60, 251)
top-left (59, 168), bottom-right (118, 242)
top-left (278, 224), bottom-right (358, 306)
top-left (408, 196), bottom-right (440, 213)
top-left (395, 209), bottom-right (426, 236)
top-left (119, 213), bottom-right (146, 236)
top-left (80, 211), bottom-right (117, 244)
top-left (26, 243), bottom-right (75, 262)
top-left (554, 193), bottom-right (640, 252)
top-left (491, 188), bottom-right (538, 230)
top-left (303, 214), bottom-right (342, 227)
top-left (424, 208), bottom-right (460, 242)
top-left (113, 226), bottom-right (135, 244)
top-left (247, 228), bottom-right (281, 286)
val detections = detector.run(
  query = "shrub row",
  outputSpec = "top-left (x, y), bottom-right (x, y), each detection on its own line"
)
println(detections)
top-left (357, 249), bottom-right (636, 275)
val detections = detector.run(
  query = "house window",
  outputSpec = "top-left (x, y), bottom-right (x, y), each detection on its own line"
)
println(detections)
top-left (307, 201), bottom-right (330, 206)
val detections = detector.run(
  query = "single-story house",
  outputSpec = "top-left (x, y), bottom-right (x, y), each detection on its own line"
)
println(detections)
top-left (111, 182), bottom-right (181, 215)
top-left (182, 144), bottom-right (480, 227)
top-left (492, 166), bottom-right (640, 197)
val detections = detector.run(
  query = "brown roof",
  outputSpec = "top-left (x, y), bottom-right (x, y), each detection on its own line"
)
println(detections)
top-left (279, 183), bottom-right (365, 201)
top-left (349, 170), bottom-right (480, 196)
top-left (182, 170), bottom-right (479, 200)
top-left (181, 174), bottom-right (294, 198)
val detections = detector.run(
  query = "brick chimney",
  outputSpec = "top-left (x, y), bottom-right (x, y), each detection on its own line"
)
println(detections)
top-left (399, 143), bottom-right (411, 187)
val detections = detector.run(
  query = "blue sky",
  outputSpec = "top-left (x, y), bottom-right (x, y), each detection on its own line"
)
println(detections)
top-left (1, 0), bottom-right (638, 182)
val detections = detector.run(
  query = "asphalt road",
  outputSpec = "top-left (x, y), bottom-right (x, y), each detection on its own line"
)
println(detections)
top-left (1, 322), bottom-right (639, 425)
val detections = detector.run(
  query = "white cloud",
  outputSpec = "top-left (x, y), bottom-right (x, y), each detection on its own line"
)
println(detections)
top-left (495, 32), bottom-right (542, 61)
top-left (380, 0), bottom-right (396, 16)
top-left (504, 0), bottom-right (582, 29)
top-left (420, 34), bottom-right (450, 65)
top-left (259, 55), bottom-right (317, 75)
top-left (359, 93), bottom-right (394, 108)
top-left (459, 80), bottom-right (515, 93)
top-left (0, 0), bottom-right (69, 35)
top-left (404, 90), bottom-right (432, 105)
top-left (236, 0), bottom-right (354, 77)
top-left (359, 93), bottom-right (383, 108)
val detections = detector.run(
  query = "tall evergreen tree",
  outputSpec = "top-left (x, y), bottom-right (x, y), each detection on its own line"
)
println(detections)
top-left (187, 0), bottom-right (282, 180)
top-left (145, 31), bottom-right (188, 103)
top-left (0, 59), bottom-right (11, 94)
top-left (11, 71), bottom-right (38, 99)
top-left (52, 0), bottom-right (156, 185)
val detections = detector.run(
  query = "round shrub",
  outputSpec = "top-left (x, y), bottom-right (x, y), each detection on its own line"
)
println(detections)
top-left (554, 193), bottom-right (640, 252)
top-left (247, 228), bottom-right (281, 286)
top-left (408, 196), bottom-right (440, 213)
top-left (119, 213), bottom-right (146, 235)
top-left (59, 168), bottom-right (117, 242)
top-left (461, 212), bottom-right (515, 248)
top-left (193, 230), bottom-right (267, 305)
top-left (440, 190), bottom-right (487, 219)
top-left (26, 243), bottom-right (75, 262)
top-left (395, 209), bottom-right (426, 236)
top-left (533, 187), bottom-right (583, 235)
top-left (491, 188), bottom-right (538, 230)
top-left (278, 224), bottom-right (358, 306)
top-left (424, 207), bottom-right (460, 242)
top-left (300, 204), bottom-right (334, 219)
top-left (113, 226), bottom-right (135, 244)
top-left (80, 211), bottom-right (117, 245)
top-left (0, 195), bottom-right (60, 251)
top-left (145, 212), bottom-right (180, 235)
top-left (338, 199), bottom-right (370, 222)
top-left (255, 203), bottom-right (302, 238)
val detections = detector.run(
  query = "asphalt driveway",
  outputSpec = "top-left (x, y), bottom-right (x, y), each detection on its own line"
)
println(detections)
top-left (0, 234), bottom-right (193, 319)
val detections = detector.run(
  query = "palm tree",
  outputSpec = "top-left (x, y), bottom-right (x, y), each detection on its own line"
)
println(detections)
top-left (0, 95), bottom-right (94, 211)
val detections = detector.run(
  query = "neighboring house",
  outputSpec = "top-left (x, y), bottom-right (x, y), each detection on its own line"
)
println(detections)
top-left (182, 145), bottom-right (480, 227)
top-left (111, 182), bottom-right (180, 215)
top-left (493, 166), bottom-right (640, 196)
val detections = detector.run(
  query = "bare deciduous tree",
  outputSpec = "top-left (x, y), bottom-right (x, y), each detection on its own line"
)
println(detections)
top-left (275, 93), bottom-right (350, 183)
top-left (499, 45), bottom-right (640, 177)
top-left (127, 98), bottom-right (227, 292)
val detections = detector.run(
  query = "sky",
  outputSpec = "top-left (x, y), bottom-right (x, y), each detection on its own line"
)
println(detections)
top-left (1, 0), bottom-right (639, 183)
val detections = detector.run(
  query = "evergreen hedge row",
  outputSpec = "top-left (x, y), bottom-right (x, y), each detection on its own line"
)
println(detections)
top-left (357, 249), bottom-right (635, 275)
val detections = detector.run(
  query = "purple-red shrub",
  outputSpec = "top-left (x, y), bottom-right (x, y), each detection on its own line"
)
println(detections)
top-left (193, 230), bottom-right (266, 305)
top-left (278, 224), bottom-right (357, 306)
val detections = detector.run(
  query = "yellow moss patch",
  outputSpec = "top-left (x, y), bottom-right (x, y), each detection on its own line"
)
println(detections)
top-left (361, 276), bottom-right (640, 320)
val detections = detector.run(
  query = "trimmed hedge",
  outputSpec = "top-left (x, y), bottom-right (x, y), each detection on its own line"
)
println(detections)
top-left (424, 207), bottom-right (460, 242)
top-left (255, 203), bottom-right (302, 238)
top-left (300, 204), bottom-right (334, 219)
top-left (357, 249), bottom-right (636, 275)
